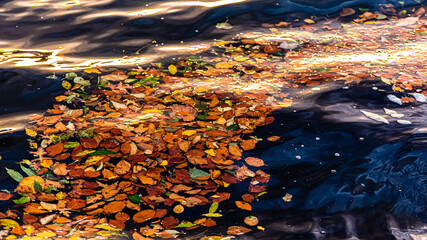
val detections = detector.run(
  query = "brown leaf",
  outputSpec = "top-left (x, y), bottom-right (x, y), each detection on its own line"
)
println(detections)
top-left (115, 212), bottom-right (130, 222)
top-left (133, 209), bottom-right (156, 223)
top-left (340, 8), bottom-right (355, 17)
top-left (114, 160), bottom-right (131, 175)
top-left (67, 199), bottom-right (86, 210)
top-left (178, 139), bottom-right (191, 152)
top-left (240, 139), bottom-right (257, 151)
top-left (161, 216), bottom-right (179, 229)
top-left (227, 226), bottom-right (251, 235)
top-left (104, 201), bottom-right (125, 214)
top-left (53, 163), bottom-right (68, 176)
top-left (244, 157), bottom-right (265, 167)
top-left (229, 145), bottom-right (242, 157)
top-left (46, 142), bottom-right (64, 156)
top-left (23, 214), bottom-right (38, 224)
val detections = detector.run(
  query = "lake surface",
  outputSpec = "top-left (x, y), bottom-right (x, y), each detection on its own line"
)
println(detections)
top-left (0, 0), bottom-right (426, 239)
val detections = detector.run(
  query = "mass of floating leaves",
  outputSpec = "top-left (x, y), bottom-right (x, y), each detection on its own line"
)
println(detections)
top-left (0, 5), bottom-right (426, 239)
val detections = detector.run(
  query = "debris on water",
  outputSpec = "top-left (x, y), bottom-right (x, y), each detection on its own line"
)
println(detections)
top-left (410, 93), bottom-right (426, 103)
top-left (279, 41), bottom-right (300, 50)
top-left (384, 108), bottom-right (404, 118)
top-left (360, 110), bottom-right (390, 124)
top-left (397, 119), bottom-right (412, 125)
top-left (216, 22), bottom-right (233, 30)
top-left (387, 95), bottom-right (402, 105)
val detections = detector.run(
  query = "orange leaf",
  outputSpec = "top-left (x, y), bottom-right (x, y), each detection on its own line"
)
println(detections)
top-left (104, 201), bottom-right (125, 214)
top-left (244, 157), bottom-right (265, 167)
top-left (133, 209), bottom-right (156, 223)
top-left (267, 136), bottom-right (280, 142)
top-left (235, 201), bottom-right (252, 211)
top-left (240, 139), bottom-right (257, 151)
top-left (67, 199), bottom-right (86, 210)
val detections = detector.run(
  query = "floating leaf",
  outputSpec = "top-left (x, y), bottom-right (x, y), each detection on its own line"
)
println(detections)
top-left (209, 201), bottom-right (219, 213)
top-left (87, 149), bottom-right (115, 155)
top-left (244, 157), bottom-right (265, 167)
top-left (20, 165), bottom-right (36, 177)
top-left (202, 212), bottom-right (223, 217)
top-left (189, 168), bottom-right (210, 180)
top-left (168, 65), bottom-right (178, 75)
top-left (129, 194), bottom-right (142, 204)
top-left (25, 129), bottom-right (37, 137)
top-left (216, 22), bottom-right (233, 30)
top-left (182, 130), bottom-right (197, 136)
top-left (174, 222), bottom-right (195, 228)
top-left (13, 196), bottom-right (30, 204)
top-left (360, 110), bottom-right (389, 124)
top-left (34, 181), bottom-right (43, 193)
top-left (6, 168), bottom-right (24, 182)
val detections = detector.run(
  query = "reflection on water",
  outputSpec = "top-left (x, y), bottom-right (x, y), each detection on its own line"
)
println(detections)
top-left (0, 0), bottom-right (424, 71)
top-left (0, 0), bottom-right (427, 239)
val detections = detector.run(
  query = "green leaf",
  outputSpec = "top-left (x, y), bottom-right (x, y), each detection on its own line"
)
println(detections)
top-left (359, 8), bottom-right (369, 13)
top-left (51, 135), bottom-right (61, 144)
top-left (34, 181), bottom-right (43, 193)
top-left (189, 168), bottom-right (210, 180)
top-left (224, 169), bottom-right (236, 175)
top-left (209, 201), bottom-right (219, 213)
top-left (20, 165), bottom-right (36, 177)
top-left (196, 113), bottom-right (208, 120)
top-left (342, 23), bottom-right (351, 31)
top-left (45, 186), bottom-right (53, 194)
top-left (313, 67), bottom-right (330, 72)
top-left (6, 168), bottom-right (23, 182)
top-left (128, 194), bottom-right (142, 204)
top-left (87, 149), bottom-right (115, 156)
top-left (13, 196), bottom-right (30, 204)
top-left (226, 123), bottom-right (239, 131)
top-left (216, 22), bottom-right (233, 30)
top-left (64, 142), bottom-right (80, 148)
top-left (174, 222), bottom-right (195, 228)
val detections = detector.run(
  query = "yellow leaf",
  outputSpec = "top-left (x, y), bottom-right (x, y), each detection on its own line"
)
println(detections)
top-left (224, 100), bottom-right (232, 106)
top-left (40, 159), bottom-right (53, 168)
top-left (56, 192), bottom-right (65, 200)
top-left (84, 68), bottom-right (101, 74)
top-left (168, 65), bottom-right (178, 75)
top-left (6, 236), bottom-right (17, 239)
top-left (304, 19), bottom-right (315, 24)
top-left (202, 212), bottom-right (223, 217)
top-left (93, 224), bottom-right (121, 231)
top-left (25, 129), bottom-right (37, 137)
top-left (75, 150), bottom-right (95, 157)
top-left (213, 41), bottom-right (230, 46)
top-left (234, 56), bottom-right (248, 62)
top-left (36, 232), bottom-right (56, 237)
top-left (85, 156), bottom-right (105, 165)
top-left (182, 130), bottom-right (197, 136)
top-left (0, 219), bottom-right (20, 229)
top-left (171, 90), bottom-right (180, 96)
top-left (62, 80), bottom-right (72, 89)
top-left (222, 181), bottom-right (230, 187)
top-left (140, 109), bottom-right (163, 114)
top-left (257, 226), bottom-right (265, 231)
top-left (205, 149), bottom-right (215, 156)
top-left (159, 160), bottom-right (168, 166)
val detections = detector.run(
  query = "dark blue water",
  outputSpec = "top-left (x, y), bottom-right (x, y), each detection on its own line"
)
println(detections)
top-left (0, 0), bottom-right (426, 239)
